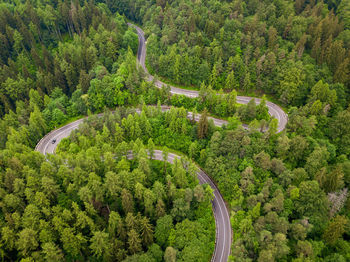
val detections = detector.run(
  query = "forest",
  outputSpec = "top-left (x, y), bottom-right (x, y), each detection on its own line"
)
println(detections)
top-left (0, 0), bottom-right (350, 261)
top-left (2, 106), bottom-right (216, 261)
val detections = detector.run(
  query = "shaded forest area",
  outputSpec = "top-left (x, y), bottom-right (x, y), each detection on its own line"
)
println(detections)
top-left (111, 0), bottom-right (349, 107)
top-left (1, 0), bottom-right (350, 261)
top-left (0, 107), bottom-right (215, 261)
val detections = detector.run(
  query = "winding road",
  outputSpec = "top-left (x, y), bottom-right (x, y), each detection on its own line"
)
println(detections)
top-left (35, 107), bottom-right (227, 155)
top-left (35, 23), bottom-right (289, 262)
top-left (128, 23), bottom-right (288, 133)
top-left (35, 111), bottom-right (231, 262)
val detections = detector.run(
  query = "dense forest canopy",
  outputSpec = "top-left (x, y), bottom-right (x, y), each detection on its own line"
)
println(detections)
top-left (0, 0), bottom-right (350, 261)
top-left (1, 107), bottom-right (215, 261)
top-left (108, 0), bottom-right (349, 106)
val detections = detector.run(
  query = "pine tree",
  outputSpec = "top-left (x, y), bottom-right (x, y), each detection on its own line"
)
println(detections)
top-left (245, 99), bottom-right (257, 121)
top-left (334, 58), bottom-right (349, 84)
top-left (79, 70), bottom-right (90, 93)
top-left (162, 146), bottom-right (169, 172)
top-left (148, 138), bottom-right (155, 160)
top-left (28, 106), bottom-right (47, 145)
top-left (89, 231), bottom-right (111, 258)
top-left (197, 109), bottom-right (209, 139)
top-left (156, 199), bottom-right (166, 218)
top-left (140, 217), bottom-right (154, 246)
top-left (227, 89), bottom-right (237, 114)
top-left (42, 242), bottom-right (64, 262)
top-left (127, 229), bottom-right (142, 254)
top-left (121, 189), bottom-right (134, 214)
top-left (242, 71), bottom-right (252, 93)
top-left (268, 26), bottom-right (277, 49)
top-left (323, 215), bottom-right (348, 246)
top-left (225, 70), bottom-right (238, 91)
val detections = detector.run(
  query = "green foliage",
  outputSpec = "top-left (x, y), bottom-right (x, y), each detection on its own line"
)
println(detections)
top-left (117, 0), bottom-right (350, 107)
top-left (323, 215), bottom-right (349, 246)
top-left (0, 0), bottom-right (350, 261)
top-left (0, 108), bottom-right (214, 260)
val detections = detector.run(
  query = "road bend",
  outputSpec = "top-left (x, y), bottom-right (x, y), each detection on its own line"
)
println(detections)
top-left (128, 23), bottom-right (288, 133)
top-left (35, 22), bottom-right (291, 262)
top-left (36, 108), bottom-right (232, 262)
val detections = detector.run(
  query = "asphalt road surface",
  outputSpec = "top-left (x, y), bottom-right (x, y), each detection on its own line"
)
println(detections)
top-left (35, 109), bottom-right (231, 262)
top-left (35, 23), bottom-right (290, 262)
top-left (128, 23), bottom-right (288, 133)
top-left (35, 107), bottom-right (228, 155)
top-left (127, 150), bottom-right (231, 262)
